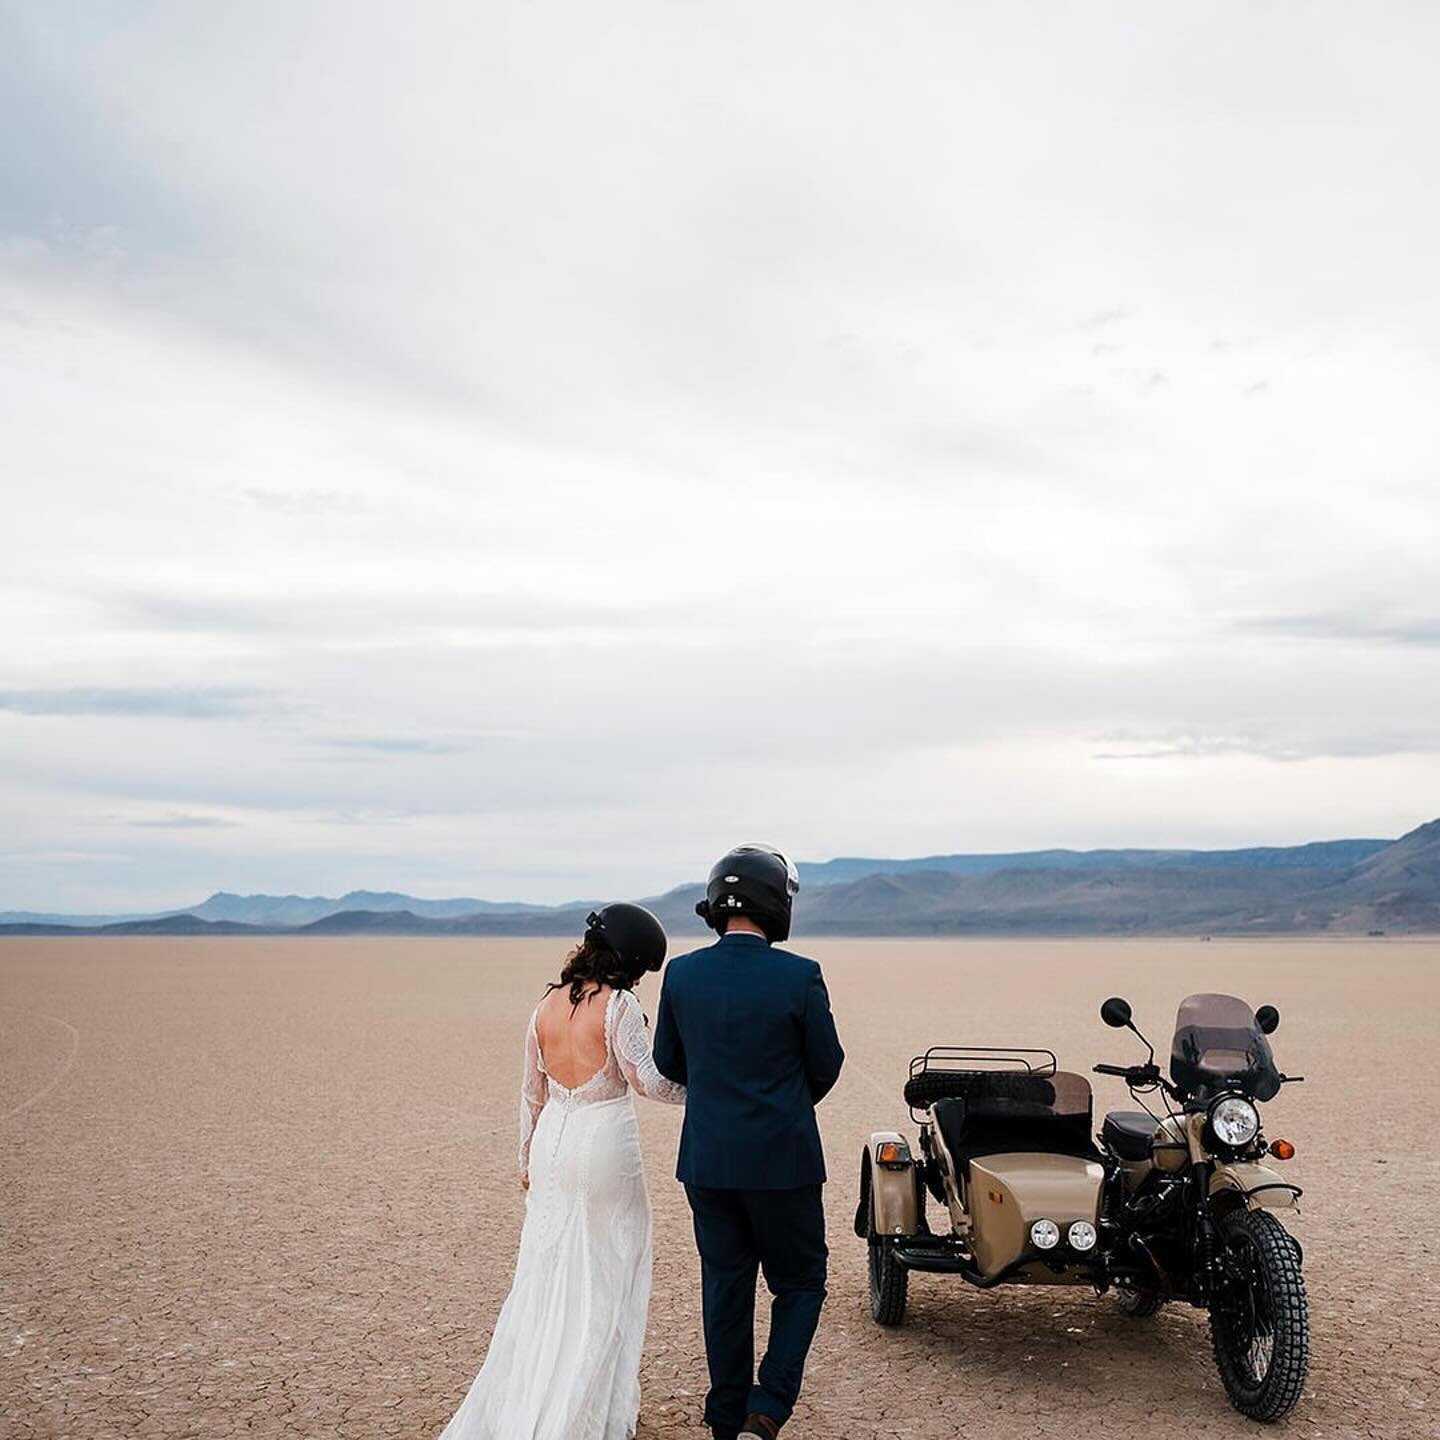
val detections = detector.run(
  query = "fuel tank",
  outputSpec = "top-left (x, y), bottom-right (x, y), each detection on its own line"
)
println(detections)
top-left (1117, 1114), bottom-right (1189, 1192)
top-left (968, 1152), bottom-right (1105, 1279)
top-left (1152, 1115), bottom-right (1189, 1172)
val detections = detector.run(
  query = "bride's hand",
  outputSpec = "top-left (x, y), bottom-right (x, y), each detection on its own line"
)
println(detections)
top-left (520, 1172), bottom-right (530, 1190)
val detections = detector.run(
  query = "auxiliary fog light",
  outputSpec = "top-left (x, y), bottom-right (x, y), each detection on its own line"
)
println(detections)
top-left (1068, 1220), bottom-right (1098, 1252)
top-left (1030, 1218), bottom-right (1060, 1250)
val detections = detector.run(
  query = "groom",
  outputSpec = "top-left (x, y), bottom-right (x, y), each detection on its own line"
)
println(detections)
top-left (653, 844), bottom-right (845, 1440)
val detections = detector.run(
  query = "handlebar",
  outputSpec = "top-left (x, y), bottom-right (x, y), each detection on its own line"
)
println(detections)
top-left (1094, 1061), bottom-right (1168, 1090)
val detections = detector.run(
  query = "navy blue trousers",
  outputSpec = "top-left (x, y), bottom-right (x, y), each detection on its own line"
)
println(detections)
top-left (684, 1183), bottom-right (828, 1437)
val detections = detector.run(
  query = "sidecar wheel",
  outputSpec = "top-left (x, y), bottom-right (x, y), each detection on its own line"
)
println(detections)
top-left (1208, 1210), bottom-right (1309, 1422)
top-left (866, 1191), bottom-right (908, 1326)
top-left (1115, 1284), bottom-right (1166, 1318)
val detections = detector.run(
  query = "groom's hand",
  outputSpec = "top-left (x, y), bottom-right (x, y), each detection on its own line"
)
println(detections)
top-left (519, 1172), bottom-right (529, 1190)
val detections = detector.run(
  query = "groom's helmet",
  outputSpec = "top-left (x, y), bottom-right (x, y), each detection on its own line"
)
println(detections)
top-left (584, 902), bottom-right (668, 978)
top-left (695, 843), bottom-right (800, 943)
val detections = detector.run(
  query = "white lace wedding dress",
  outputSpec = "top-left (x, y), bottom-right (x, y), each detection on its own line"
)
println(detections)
top-left (437, 986), bottom-right (685, 1440)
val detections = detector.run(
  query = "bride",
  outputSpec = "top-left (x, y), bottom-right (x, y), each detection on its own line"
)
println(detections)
top-left (438, 902), bottom-right (685, 1440)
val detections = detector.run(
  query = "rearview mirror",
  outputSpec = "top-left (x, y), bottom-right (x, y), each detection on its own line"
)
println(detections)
top-left (1256, 1004), bottom-right (1280, 1035)
top-left (1101, 997), bottom-right (1133, 1029)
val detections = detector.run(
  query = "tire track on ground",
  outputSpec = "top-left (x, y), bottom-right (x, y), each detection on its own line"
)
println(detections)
top-left (0, 1007), bottom-right (80, 1121)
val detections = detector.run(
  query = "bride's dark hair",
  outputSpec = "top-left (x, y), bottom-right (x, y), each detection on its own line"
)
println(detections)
top-left (546, 934), bottom-right (641, 1009)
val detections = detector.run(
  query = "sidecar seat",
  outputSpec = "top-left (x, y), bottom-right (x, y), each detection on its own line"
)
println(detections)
top-left (931, 1070), bottom-right (1097, 1178)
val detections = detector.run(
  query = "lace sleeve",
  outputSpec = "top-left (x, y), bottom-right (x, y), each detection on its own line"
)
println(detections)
top-left (518, 1008), bottom-right (548, 1177)
top-left (611, 990), bottom-right (686, 1105)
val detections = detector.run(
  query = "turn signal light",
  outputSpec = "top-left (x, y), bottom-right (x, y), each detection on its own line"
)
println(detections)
top-left (1269, 1139), bottom-right (1296, 1161)
top-left (876, 1141), bottom-right (910, 1168)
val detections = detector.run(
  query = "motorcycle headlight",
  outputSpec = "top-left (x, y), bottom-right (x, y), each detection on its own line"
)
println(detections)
top-left (1209, 1095), bottom-right (1260, 1148)
top-left (1068, 1220), bottom-right (1097, 1252)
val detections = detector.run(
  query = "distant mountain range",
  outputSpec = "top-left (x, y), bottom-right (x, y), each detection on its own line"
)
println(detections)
top-left (794, 837), bottom-right (1389, 886)
top-left (4, 823), bottom-right (1437, 937)
top-left (0, 888), bottom-right (557, 930)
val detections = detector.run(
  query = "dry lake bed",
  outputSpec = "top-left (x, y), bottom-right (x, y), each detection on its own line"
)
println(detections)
top-left (2, 936), bottom-right (1437, 1439)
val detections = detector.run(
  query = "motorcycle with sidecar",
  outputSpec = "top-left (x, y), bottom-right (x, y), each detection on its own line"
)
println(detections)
top-left (856, 992), bottom-right (1309, 1421)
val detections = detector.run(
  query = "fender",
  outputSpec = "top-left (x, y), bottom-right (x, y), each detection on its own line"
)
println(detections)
top-left (1209, 1160), bottom-right (1303, 1213)
top-left (855, 1132), bottom-right (921, 1239)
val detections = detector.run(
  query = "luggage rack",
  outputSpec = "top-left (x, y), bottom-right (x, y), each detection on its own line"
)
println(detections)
top-left (905, 1046), bottom-right (1060, 1120)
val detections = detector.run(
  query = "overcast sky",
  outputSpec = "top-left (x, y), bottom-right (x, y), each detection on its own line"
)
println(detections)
top-left (2, 2), bottom-right (1438, 911)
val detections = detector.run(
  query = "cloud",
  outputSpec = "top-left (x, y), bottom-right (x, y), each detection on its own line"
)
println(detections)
top-left (1093, 730), bottom-right (1440, 763)
top-left (0, 849), bottom-right (136, 866)
top-left (2, 2), bottom-right (1439, 909)
top-left (311, 734), bottom-right (505, 756)
top-left (0, 687), bottom-right (275, 718)
top-left (70, 585), bottom-right (691, 645)
top-left (1080, 307), bottom-right (1128, 329)
top-left (1238, 614), bottom-right (1440, 648)
top-left (239, 487), bottom-right (375, 517)
top-left (299, 808), bottom-right (437, 828)
top-left (126, 812), bottom-right (241, 829)
top-left (1093, 734), bottom-right (1301, 762)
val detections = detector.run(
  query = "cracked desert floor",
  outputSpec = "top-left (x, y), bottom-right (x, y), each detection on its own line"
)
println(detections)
top-left (3, 936), bottom-right (1437, 1439)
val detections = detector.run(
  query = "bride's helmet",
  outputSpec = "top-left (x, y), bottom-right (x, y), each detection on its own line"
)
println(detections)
top-left (695, 843), bottom-right (800, 943)
top-left (584, 902), bottom-right (668, 977)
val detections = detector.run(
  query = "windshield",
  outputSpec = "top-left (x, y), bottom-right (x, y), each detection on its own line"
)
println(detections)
top-left (1170, 993), bottom-right (1282, 1101)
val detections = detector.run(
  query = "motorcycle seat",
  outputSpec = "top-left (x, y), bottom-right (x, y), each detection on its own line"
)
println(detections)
top-left (1102, 1110), bottom-right (1157, 1161)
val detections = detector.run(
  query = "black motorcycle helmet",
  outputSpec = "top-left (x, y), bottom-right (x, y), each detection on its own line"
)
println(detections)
top-left (695, 842), bottom-right (800, 943)
top-left (583, 902), bottom-right (668, 979)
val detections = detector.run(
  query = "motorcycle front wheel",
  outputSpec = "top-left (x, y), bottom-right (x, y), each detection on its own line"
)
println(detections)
top-left (1208, 1209), bottom-right (1309, 1422)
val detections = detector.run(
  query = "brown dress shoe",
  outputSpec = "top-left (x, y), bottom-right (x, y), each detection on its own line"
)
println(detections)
top-left (739, 1416), bottom-right (781, 1440)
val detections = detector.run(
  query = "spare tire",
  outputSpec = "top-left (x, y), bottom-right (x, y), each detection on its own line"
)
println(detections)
top-left (904, 1068), bottom-right (1056, 1111)
top-left (904, 1070), bottom-right (979, 1109)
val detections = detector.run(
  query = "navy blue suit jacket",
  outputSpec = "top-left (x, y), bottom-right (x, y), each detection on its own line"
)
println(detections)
top-left (652, 931), bottom-right (845, 1190)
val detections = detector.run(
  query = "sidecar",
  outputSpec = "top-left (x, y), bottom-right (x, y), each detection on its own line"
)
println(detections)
top-left (855, 1046), bottom-right (1106, 1323)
